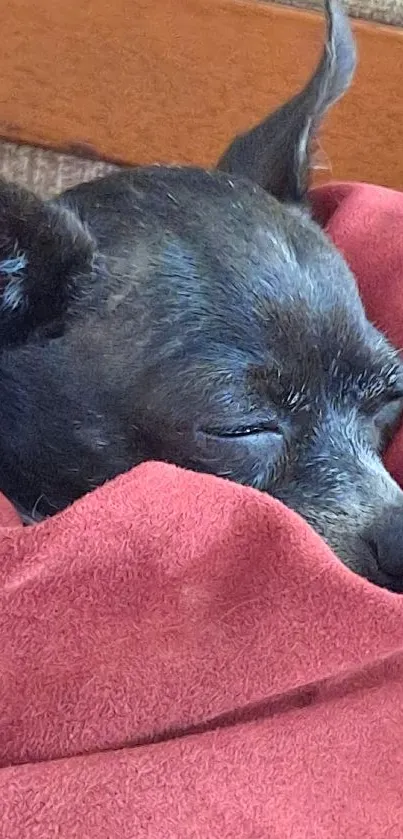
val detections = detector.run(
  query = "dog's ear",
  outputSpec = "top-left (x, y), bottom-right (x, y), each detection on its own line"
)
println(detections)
top-left (0, 181), bottom-right (94, 345)
top-left (217, 0), bottom-right (355, 203)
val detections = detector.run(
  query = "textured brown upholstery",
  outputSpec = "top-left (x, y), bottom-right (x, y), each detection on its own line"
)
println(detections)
top-left (0, 0), bottom-right (401, 198)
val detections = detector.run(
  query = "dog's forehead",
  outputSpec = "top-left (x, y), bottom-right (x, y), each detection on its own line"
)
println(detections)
top-left (113, 169), bottom-right (398, 403)
top-left (83, 166), bottom-right (389, 382)
top-left (84, 167), bottom-right (351, 312)
top-left (132, 168), bottom-right (355, 297)
top-left (139, 169), bottom-right (363, 346)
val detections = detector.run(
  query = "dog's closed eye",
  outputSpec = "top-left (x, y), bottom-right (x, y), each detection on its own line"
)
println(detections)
top-left (203, 421), bottom-right (282, 438)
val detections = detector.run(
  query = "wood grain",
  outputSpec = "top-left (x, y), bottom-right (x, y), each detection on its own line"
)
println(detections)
top-left (1, 0), bottom-right (403, 188)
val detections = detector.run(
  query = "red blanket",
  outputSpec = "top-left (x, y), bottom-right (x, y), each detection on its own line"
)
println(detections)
top-left (1, 182), bottom-right (403, 838)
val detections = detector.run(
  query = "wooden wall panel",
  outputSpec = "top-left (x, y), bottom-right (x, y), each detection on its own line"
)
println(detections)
top-left (1, 0), bottom-right (402, 188)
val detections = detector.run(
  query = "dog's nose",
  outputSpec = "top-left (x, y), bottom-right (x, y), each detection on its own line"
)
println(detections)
top-left (368, 508), bottom-right (403, 580)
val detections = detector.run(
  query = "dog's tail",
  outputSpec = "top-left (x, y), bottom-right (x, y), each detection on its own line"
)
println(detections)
top-left (217, 0), bottom-right (356, 203)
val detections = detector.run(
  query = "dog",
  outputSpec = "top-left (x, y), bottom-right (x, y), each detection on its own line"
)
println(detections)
top-left (0, 0), bottom-right (402, 591)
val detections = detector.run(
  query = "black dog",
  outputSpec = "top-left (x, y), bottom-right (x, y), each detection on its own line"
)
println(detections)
top-left (0, 0), bottom-right (402, 591)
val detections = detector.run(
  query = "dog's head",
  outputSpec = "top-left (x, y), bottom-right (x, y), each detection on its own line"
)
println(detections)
top-left (0, 0), bottom-right (403, 590)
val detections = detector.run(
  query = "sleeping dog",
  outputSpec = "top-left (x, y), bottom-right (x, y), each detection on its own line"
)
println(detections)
top-left (0, 0), bottom-right (402, 591)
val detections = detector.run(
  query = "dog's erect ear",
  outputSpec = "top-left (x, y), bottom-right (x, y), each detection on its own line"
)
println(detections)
top-left (217, 0), bottom-right (356, 203)
top-left (0, 181), bottom-right (94, 345)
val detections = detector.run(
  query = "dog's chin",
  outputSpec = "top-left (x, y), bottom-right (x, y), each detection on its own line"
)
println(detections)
top-left (319, 534), bottom-right (403, 594)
